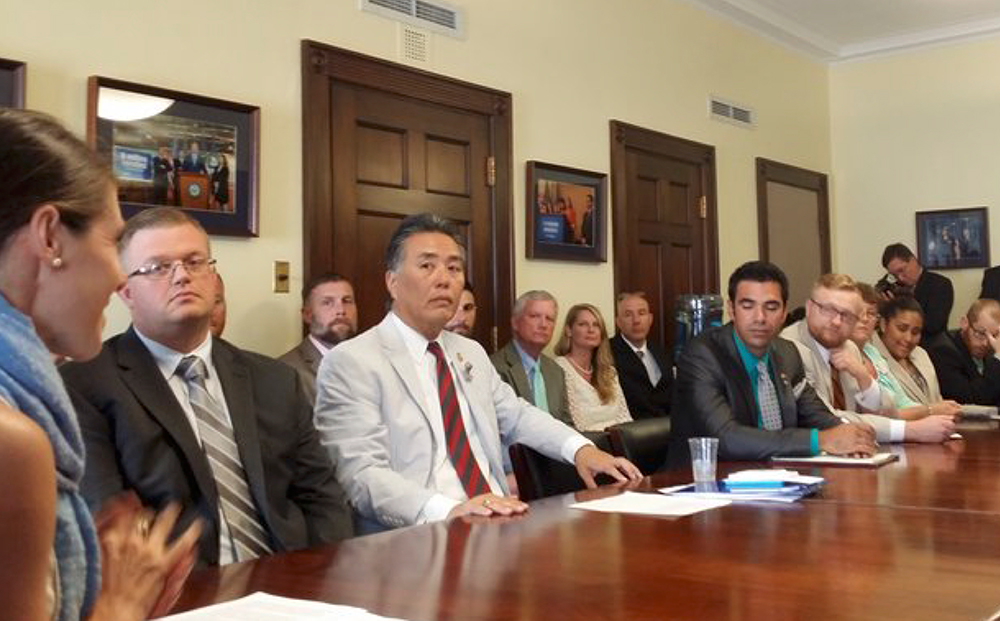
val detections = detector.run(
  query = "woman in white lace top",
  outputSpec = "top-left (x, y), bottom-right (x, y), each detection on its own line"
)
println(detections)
top-left (553, 303), bottom-right (633, 431)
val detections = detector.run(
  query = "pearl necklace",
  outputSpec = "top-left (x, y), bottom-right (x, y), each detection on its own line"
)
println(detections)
top-left (567, 355), bottom-right (593, 376)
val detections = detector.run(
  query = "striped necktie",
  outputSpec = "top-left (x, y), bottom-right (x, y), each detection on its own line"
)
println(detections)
top-left (176, 356), bottom-right (272, 560)
top-left (427, 342), bottom-right (490, 499)
top-left (756, 360), bottom-right (783, 431)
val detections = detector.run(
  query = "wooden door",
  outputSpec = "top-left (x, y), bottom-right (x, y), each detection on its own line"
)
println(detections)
top-left (610, 121), bottom-right (718, 353)
top-left (756, 158), bottom-right (830, 312)
top-left (302, 42), bottom-right (514, 350)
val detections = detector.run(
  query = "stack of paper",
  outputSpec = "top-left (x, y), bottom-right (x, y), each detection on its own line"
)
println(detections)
top-left (569, 491), bottom-right (730, 516)
top-left (660, 469), bottom-right (825, 503)
top-left (771, 452), bottom-right (898, 468)
top-left (960, 404), bottom-right (1000, 420)
top-left (161, 592), bottom-right (410, 620)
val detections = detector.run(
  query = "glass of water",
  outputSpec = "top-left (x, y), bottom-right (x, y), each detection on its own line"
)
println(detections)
top-left (688, 437), bottom-right (719, 483)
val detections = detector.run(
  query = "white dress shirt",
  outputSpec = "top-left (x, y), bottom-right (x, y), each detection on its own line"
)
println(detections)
top-left (308, 334), bottom-right (334, 357)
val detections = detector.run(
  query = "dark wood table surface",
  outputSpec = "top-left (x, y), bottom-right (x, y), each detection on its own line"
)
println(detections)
top-left (172, 424), bottom-right (1000, 620)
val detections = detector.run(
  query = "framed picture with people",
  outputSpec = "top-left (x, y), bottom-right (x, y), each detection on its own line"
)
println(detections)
top-left (0, 57), bottom-right (26, 108)
top-left (87, 76), bottom-right (260, 236)
top-left (915, 207), bottom-right (989, 270)
top-left (526, 160), bottom-right (607, 262)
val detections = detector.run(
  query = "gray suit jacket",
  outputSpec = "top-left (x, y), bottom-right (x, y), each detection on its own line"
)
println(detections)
top-left (279, 337), bottom-right (323, 405)
top-left (61, 328), bottom-right (352, 565)
top-left (667, 324), bottom-right (841, 467)
top-left (490, 340), bottom-right (572, 426)
top-left (781, 320), bottom-right (897, 443)
top-left (315, 315), bottom-right (582, 532)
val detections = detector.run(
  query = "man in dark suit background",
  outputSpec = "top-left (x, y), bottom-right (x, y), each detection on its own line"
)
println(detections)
top-left (928, 299), bottom-right (1000, 406)
top-left (979, 266), bottom-right (1000, 302)
top-left (181, 140), bottom-right (207, 173)
top-left (667, 261), bottom-right (875, 468)
top-left (610, 291), bottom-right (671, 419)
top-left (491, 290), bottom-right (572, 426)
top-left (881, 243), bottom-right (953, 343)
top-left (62, 207), bottom-right (351, 566)
top-left (279, 272), bottom-right (358, 404)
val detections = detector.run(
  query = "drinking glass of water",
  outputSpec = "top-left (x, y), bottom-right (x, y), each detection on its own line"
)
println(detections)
top-left (688, 437), bottom-right (719, 483)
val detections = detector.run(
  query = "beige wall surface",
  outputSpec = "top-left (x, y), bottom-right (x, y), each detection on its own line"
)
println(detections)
top-left (1, 0), bottom-right (830, 356)
top-left (830, 38), bottom-right (1000, 329)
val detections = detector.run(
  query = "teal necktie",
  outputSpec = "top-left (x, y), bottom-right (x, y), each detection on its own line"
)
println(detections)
top-left (532, 364), bottom-right (550, 413)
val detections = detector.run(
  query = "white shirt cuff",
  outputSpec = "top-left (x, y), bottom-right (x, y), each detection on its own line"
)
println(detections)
top-left (888, 419), bottom-right (906, 443)
top-left (417, 493), bottom-right (462, 524)
top-left (854, 380), bottom-right (882, 411)
top-left (561, 434), bottom-right (594, 464)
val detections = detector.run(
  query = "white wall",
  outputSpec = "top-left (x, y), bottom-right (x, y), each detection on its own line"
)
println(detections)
top-left (830, 38), bottom-right (1000, 327)
top-left (2, 0), bottom-right (830, 355)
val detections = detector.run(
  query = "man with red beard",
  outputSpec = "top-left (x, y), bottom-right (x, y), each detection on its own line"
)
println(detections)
top-left (280, 273), bottom-right (358, 403)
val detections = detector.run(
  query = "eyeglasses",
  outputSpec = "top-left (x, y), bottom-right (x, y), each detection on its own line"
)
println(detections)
top-left (809, 298), bottom-right (859, 326)
top-left (128, 256), bottom-right (217, 280)
top-left (969, 324), bottom-right (999, 341)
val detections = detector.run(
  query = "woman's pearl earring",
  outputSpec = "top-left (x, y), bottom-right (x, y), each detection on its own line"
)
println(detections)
top-left (51, 256), bottom-right (63, 269)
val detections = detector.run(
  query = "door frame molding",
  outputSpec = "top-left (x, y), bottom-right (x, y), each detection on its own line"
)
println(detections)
top-left (301, 40), bottom-right (515, 347)
top-left (755, 157), bottom-right (831, 274)
top-left (609, 120), bottom-right (719, 298)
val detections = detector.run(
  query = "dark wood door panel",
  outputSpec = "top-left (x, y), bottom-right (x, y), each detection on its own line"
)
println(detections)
top-left (304, 42), bottom-right (512, 348)
top-left (611, 120), bottom-right (717, 355)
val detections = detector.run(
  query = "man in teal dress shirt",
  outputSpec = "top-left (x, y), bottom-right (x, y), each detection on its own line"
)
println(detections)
top-left (667, 261), bottom-right (876, 467)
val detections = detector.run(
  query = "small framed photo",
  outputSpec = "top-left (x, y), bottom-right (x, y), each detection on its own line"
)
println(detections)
top-left (526, 161), bottom-right (607, 262)
top-left (0, 58), bottom-right (26, 108)
top-left (87, 76), bottom-right (260, 237)
top-left (915, 207), bottom-right (990, 270)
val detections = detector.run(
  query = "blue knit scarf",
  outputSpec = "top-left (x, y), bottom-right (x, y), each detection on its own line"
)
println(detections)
top-left (0, 294), bottom-right (99, 620)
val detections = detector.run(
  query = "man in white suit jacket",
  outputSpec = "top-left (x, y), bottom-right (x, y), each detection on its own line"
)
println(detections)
top-left (315, 213), bottom-right (640, 533)
top-left (781, 274), bottom-right (954, 444)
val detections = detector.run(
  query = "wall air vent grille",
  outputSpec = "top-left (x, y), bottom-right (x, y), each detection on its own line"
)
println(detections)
top-left (709, 96), bottom-right (755, 128)
top-left (361, 0), bottom-right (465, 39)
top-left (401, 26), bottom-right (430, 64)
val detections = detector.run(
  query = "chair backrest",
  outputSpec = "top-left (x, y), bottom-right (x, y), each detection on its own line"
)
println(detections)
top-left (510, 431), bottom-right (611, 501)
top-left (608, 417), bottom-right (671, 475)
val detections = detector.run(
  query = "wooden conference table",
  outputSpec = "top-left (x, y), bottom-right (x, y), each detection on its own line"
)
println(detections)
top-left (173, 425), bottom-right (1000, 620)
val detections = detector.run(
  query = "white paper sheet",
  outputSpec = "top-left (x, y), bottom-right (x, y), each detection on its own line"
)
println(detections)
top-left (161, 592), bottom-right (410, 621)
top-left (569, 491), bottom-right (730, 516)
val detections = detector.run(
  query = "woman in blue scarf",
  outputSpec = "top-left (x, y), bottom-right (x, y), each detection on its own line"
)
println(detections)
top-left (0, 109), bottom-right (200, 620)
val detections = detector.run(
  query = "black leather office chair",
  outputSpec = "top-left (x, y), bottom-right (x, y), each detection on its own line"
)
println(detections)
top-left (510, 431), bottom-right (611, 501)
top-left (607, 417), bottom-right (671, 475)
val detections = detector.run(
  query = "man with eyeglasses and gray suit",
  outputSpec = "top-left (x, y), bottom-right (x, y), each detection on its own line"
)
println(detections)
top-left (61, 207), bottom-right (352, 566)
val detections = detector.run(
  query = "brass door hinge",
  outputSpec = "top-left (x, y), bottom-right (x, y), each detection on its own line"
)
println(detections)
top-left (486, 156), bottom-right (496, 187)
top-left (699, 195), bottom-right (707, 219)
top-left (491, 326), bottom-right (498, 351)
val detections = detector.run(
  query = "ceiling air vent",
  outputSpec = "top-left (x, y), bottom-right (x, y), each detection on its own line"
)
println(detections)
top-left (361, 0), bottom-right (465, 39)
top-left (709, 96), bottom-right (755, 129)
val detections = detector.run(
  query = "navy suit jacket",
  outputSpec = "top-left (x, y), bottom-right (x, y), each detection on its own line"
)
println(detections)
top-left (609, 334), bottom-right (671, 418)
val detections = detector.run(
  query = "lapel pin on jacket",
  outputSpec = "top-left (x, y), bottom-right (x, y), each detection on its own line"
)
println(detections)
top-left (456, 352), bottom-right (474, 382)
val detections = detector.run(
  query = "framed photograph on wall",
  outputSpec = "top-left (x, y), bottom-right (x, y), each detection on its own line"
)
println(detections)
top-left (0, 57), bottom-right (26, 108)
top-left (915, 207), bottom-right (989, 270)
top-left (526, 160), bottom-right (607, 262)
top-left (87, 76), bottom-right (260, 236)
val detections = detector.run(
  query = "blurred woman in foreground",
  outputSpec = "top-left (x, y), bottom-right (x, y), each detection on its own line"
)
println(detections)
top-left (0, 109), bottom-right (200, 620)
